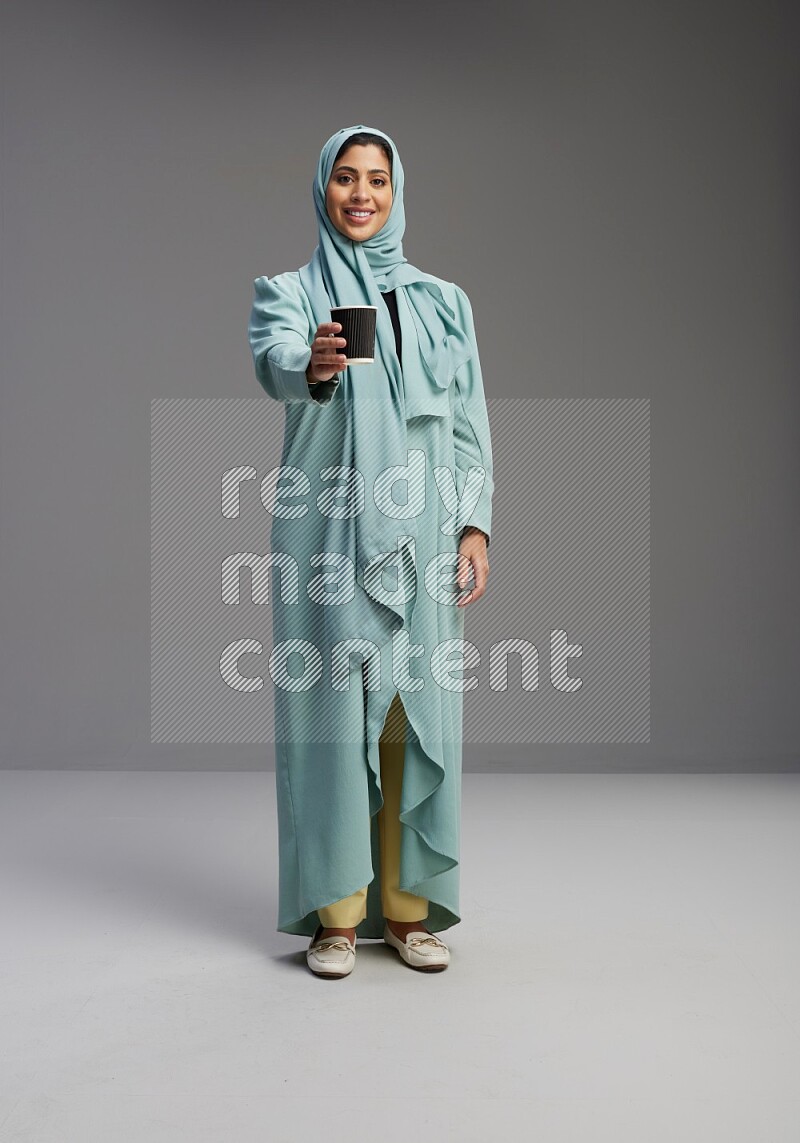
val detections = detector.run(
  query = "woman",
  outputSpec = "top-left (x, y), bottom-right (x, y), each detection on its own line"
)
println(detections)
top-left (247, 124), bottom-right (493, 978)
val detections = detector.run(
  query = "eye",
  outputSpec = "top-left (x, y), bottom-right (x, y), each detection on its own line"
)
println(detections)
top-left (335, 175), bottom-right (387, 187)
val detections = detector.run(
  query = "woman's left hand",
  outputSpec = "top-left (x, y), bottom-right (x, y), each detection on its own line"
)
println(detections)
top-left (456, 528), bottom-right (490, 607)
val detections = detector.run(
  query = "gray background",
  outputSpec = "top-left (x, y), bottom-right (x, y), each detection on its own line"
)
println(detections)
top-left (2, 0), bottom-right (798, 770)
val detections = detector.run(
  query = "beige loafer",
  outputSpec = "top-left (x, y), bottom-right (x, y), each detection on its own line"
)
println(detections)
top-left (383, 923), bottom-right (450, 972)
top-left (306, 923), bottom-right (357, 978)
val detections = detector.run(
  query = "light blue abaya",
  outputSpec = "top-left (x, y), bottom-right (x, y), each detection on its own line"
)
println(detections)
top-left (247, 124), bottom-right (494, 937)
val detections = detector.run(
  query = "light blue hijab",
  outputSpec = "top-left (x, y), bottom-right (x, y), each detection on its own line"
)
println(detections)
top-left (297, 124), bottom-right (475, 634)
top-left (299, 123), bottom-right (473, 398)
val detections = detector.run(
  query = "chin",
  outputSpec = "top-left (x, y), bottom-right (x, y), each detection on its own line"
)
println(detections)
top-left (340, 217), bottom-right (381, 240)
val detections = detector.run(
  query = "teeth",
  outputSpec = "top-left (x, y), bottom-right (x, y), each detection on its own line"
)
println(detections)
top-left (346, 210), bottom-right (372, 217)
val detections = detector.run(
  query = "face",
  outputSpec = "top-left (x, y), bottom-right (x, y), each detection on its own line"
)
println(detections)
top-left (325, 143), bottom-right (393, 242)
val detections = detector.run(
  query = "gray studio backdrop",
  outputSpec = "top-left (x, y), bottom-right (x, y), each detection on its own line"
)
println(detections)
top-left (2, 0), bottom-right (798, 771)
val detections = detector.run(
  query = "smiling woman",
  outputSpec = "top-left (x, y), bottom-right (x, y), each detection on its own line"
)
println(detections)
top-left (247, 124), bottom-right (494, 977)
top-left (325, 144), bottom-right (394, 240)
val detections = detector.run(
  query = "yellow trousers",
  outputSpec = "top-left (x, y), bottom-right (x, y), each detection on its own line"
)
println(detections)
top-left (317, 691), bottom-right (429, 927)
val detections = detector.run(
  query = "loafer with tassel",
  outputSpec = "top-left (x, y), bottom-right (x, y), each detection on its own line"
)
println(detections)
top-left (306, 923), bottom-right (357, 978)
top-left (383, 923), bottom-right (450, 972)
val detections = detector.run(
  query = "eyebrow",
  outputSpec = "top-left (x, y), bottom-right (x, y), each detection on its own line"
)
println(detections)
top-left (333, 165), bottom-right (390, 177)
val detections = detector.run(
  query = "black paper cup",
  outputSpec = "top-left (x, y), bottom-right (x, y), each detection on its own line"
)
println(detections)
top-left (330, 305), bottom-right (377, 364)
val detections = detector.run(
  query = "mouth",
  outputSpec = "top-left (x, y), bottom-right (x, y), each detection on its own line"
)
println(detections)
top-left (343, 209), bottom-right (375, 224)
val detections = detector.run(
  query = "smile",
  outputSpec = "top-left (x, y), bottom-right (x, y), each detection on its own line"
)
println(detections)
top-left (344, 209), bottom-right (374, 221)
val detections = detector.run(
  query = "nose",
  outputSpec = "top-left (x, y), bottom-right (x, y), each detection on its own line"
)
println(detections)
top-left (349, 180), bottom-right (372, 203)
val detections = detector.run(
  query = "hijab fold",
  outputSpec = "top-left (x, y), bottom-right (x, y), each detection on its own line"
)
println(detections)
top-left (297, 125), bottom-right (473, 640)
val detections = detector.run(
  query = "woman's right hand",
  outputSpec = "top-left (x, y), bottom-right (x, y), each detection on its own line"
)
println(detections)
top-left (307, 322), bottom-right (347, 385)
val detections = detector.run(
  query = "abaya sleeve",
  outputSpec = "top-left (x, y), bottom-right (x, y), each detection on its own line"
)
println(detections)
top-left (451, 284), bottom-right (494, 546)
top-left (248, 273), bottom-right (341, 406)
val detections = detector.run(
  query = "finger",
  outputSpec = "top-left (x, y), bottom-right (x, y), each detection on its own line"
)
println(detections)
top-left (456, 551), bottom-right (473, 589)
top-left (313, 351), bottom-right (347, 364)
top-left (318, 322), bottom-right (342, 334)
top-left (457, 585), bottom-right (476, 607)
top-left (472, 558), bottom-right (488, 599)
top-left (313, 341), bottom-right (347, 363)
top-left (456, 559), bottom-right (488, 606)
top-left (315, 355), bottom-right (347, 368)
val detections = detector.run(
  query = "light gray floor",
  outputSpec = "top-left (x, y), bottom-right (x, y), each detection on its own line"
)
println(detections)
top-left (0, 771), bottom-right (798, 1142)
